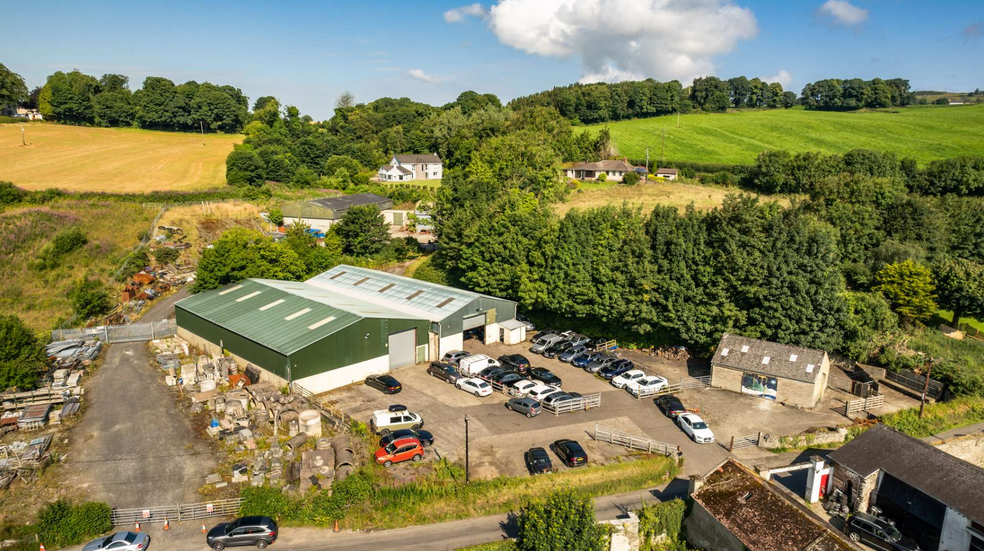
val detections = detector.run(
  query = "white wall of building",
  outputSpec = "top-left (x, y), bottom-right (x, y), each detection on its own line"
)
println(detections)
top-left (439, 332), bottom-right (464, 357)
top-left (939, 507), bottom-right (973, 551)
top-left (294, 354), bottom-right (389, 394)
top-left (283, 216), bottom-right (335, 232)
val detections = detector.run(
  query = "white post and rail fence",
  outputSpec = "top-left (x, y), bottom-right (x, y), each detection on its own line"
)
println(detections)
top-left (593, 424), bottom-right (681, 457)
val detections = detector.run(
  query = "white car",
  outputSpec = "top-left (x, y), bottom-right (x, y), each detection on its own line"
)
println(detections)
top-left (677, 413), bottom-right (714, 443)
top-left (456, 377), bottom-right (493, 397)
top-left (625, 375), bottom-right (668, 397)
top-left (611, 369), bottom-right (646, 389)
top-left (508, 379), bottom-right (538, 397)
top-left (526, 384), bottom-right (562, 402)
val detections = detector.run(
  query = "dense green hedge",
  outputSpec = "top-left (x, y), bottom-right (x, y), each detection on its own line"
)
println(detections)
top-left (239, 472), bottom-right (374, 526)
top-left (638, 499), bottom-right (689, 551)
top-left (36, 499), bottom-right (112, 548)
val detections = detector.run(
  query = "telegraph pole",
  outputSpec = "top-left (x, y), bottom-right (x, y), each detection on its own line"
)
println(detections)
top-left (661, 129), bottom-right (665, 162)
top-left (464, 415), bottom-right (470, 483)
top-left (919, 358), bottom-right (935, 419)
top-left (645, 147), bottom-right (649, 173)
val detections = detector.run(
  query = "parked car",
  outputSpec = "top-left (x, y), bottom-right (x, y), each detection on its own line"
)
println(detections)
top-left (365, 374), bottom-right (402, 394)
top-left (655, 395), bottom-right (687, 418)
top-left (493, 371), bottom-right (524, 387)
top-left (506, 397), bottom-right (542, 417)
top-left (611, 369), bottom-right (646, 389)
top-left (516, 314), bottom-right (536, 332)
top-left (571, 351), bottom-right (602, 368)
top-left (427, 361), bottom-right (461, 384)
top-left (566, 334), bottom-right (590, 347)
top-left (542, 340), bottom-right (573, 359)
top-left (379, 429), bottom-right (434, 448)
top-left (528, 367), bottom-right (562, 387)
top-left (588, 337), bottom-right (611, 350)
top-left (843, 512), bottom-right (920, 551)
top-left (626, 375), bottom-right (668, 397)
top-left (82, 532), bottom-right (150, 551)
top-left (677, 413), bottom-right (714, 443)
top-left (206, 516), bottom-right (278, 550)
top-left (524, 447), bottom-right (554, 475)
top-left (442, 350), bottom-right (470, 366)
top-left (551, 439), bottom-right (588, 467)
top-left (508, 380), bottom-right (539, 397)
top-left (458, 354), bottom-right (500, 376)
top-left (531, 328), bottom-right (557, 341)
top-left (498, 354), bottom-right (531, 373)
top-left (558, 344), bottom-right (589, 363)
top-left (530, 333), bottom-right (564, 354)
top-left (540, 391), bottom-right (574, 407)
top-left (600, 359), bottom-right (635, 380)
top-left (374, 436), bottom-right (424, 467)
top-left (370, 405), bottom-right (423, 435)
top-left (456, 377), bottom-right (493, 397)
top-left (527, 384), bottom-right (563, 402)
top-left (478, 366), bottom-right (507, 381)
top-left (585, 354), bottom-right (617, 373)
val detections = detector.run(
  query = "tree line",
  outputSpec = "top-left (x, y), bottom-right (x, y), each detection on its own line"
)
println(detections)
top-left (5, 66), bottom-right (249, 132)
top-left (225, 91), bottom-right (610, 188)
top-left (800, 78), bottom-right (913, 110)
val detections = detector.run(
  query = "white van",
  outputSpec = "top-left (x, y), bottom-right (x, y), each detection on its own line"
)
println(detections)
top-left (457, 354), bottom-right (500, 376)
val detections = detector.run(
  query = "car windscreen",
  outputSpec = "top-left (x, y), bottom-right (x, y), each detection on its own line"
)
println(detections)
top-left (884, 525), bottom-right (901, 542)
top-left (692, 421), bottom-right (708, 430)
top-left (385, 443), bottom-right (397, 454)
top-left (476, 381), bottom-right (490, 388)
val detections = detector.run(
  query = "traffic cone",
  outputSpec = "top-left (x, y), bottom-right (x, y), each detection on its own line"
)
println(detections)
top-left (333, 520), bottom-right (340, 533)
top-left (163, 517), bottom-right (170, 531)
top-left (202, 523), bottom-right (208, 534)
top-left (39, 545), bottom-right (46, 551)
top-left (134, 521), bottom-right (140, 533)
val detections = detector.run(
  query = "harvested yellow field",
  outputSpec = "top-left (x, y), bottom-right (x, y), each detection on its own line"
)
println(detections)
top-left (0, 123), bottom-right (241, 192)
top-left (555, 180), bottom-right (790, 216)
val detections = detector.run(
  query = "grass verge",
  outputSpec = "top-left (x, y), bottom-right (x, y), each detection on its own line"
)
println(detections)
top-left (881, 396), bottom-right (984, 439)
top-left (556, 180), bottom-right (790, 216)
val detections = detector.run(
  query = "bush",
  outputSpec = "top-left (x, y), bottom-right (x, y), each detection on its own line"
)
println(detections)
top-left (36, 499), bottom-right (112, 548)
top-left (240, 486), bottom-right (291, 519)
top-left (69, 276), bottom-right (112, 321)
top-left (622, 171), bottom-right (641, 185)
top-left (268, 207), bottom-right (284, 227)
top-left (882, 396), bottom-right (984, 438)
top-left (597, 172), bottom-right (607, 182)
top-left (516, 490), bottom-right (606, 551)
top-left (638, 499), bottom-right (688, 551)
top-left (153, 246), bottom-right (180, 266)
top-left (32, 225), bottom-right (88, 271)
top-left (0, 313), bottom-right (45, 391)
top-left (115, 247), bottom-right (151, 282)
top-left (0, 181), bottom-right (26, 206)
top-left (413, 257), bottom-right (450, 286)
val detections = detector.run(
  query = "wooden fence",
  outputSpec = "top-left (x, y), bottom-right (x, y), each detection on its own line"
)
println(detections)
top-left (844, 393), bottom-right (885, 416)
top-left (729, 433), bottom-right (762, 452)
top-left (110, 498), bottom-right (242, 527)
top-left (884, 370), bottom-right (945, 400)
top-left (594, 424), bottom-right (680, 457)
top-left (291, 381), bottom-right (355, 432)
top-left (542, 393), bottom-right (601, 415)
top-left (634, 376), bottom-right (711, 399)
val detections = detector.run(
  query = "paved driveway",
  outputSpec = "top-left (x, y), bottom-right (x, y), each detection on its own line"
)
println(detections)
top-left (61, 288), bottom-right (217, 508)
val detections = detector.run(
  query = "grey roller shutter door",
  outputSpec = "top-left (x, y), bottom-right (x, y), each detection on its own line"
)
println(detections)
top-left (388, 329), bottom-right (416, 369)
top-left (462, 314), bottom-right (485, 331)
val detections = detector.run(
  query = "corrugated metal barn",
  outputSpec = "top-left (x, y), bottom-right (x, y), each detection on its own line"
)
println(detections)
top-left (175, 265), bottom-right (517, 393)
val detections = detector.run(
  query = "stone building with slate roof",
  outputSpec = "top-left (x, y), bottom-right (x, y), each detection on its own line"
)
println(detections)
top-left (710, 333), bottom-right (831, 408)
top-left (827, 425), bottom-right (984, 551)
top-left (687, 459), bottom-right (856, 551)
top-left (175, 265), bottom-right (516, 393)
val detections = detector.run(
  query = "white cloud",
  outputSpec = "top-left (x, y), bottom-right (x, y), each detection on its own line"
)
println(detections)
top-left (818, 0), bottom-right (868, 26)
top-left (407, 69), bottom-right (442, 84)
top-left (445, 3), bottom-right (488, 23)
top-left (485, 0), bottom-right (758, 85)
top-left (761, 69), bottom-right (792, 87)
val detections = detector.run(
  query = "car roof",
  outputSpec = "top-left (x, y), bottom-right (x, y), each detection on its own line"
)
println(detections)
top-left (387, 436), bottom-right (421, 446)
top-left (680, 412), bottom-right (703, 421)
top-left (528, 447), bottom-right (548, 456)
top-left (515, 397), bottom-right (538, 404)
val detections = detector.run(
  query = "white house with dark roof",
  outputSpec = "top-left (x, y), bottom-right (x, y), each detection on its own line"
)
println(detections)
top-left (563, 160), bottom-right (635, 182)
top-left (710, 333), bottom-right (830, 408)
top-left (377, 153), bottom-right (443, 182)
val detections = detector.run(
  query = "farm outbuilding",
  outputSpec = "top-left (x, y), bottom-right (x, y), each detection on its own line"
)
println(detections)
top-left (281, 193), bottom-right (399, 232)
top-left (710, 333), bottom-right (830, 409)
top-left (175, 265), bottom-right (517, 393)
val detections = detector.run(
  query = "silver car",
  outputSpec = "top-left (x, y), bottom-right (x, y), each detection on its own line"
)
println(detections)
top-left (82, 532), bottom-right (150, 551)
top-left (585, 354), bottom-right (617, 373)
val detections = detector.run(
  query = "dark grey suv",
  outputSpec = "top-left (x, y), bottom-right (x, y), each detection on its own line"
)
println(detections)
top-left (207, 516), bottom-right (278, 549)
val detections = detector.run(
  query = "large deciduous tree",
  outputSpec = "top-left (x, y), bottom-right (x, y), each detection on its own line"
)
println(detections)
top-left (193, 228), bottom-right (307, 292)
top-left (334, 205), bottom-right (390, 257)
top-left (0, 314), bottom-right (45, 391)
top-left (933, 257), bottom-right (984, 327)
top-left (0, 63), bottom-right (28, 110)
top-left (874, 260), bottom-right (937, 323)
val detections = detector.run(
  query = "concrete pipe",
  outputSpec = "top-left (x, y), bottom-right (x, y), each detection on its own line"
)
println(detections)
top-left (298, 409), bottom-right (322, 438)
top-left (335, 464), bottom-right (353, 482)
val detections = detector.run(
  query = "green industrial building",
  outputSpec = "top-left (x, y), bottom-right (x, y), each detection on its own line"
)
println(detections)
top-left (175, 265), bottom-right (519, 393)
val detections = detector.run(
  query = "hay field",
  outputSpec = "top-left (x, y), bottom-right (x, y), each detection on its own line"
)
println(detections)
top-left (0, 123), bottom-right (241, 192)
top-left (586, 104), bottom-right (984, 166)
top-left (555, 180), bottom-right (788, 216)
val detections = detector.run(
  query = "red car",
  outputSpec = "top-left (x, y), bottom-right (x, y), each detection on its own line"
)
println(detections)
top-left (374, 437), bottom-right (424, 468)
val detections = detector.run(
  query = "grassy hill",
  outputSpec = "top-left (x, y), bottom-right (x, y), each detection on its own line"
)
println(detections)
top-left (586, 104), bottom-right (984, 166)
top-left (0, 123), bottom-right (241, 192)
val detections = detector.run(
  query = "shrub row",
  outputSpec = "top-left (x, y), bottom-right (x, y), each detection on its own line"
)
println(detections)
top-left (36, 500), bottom-right (112, 548)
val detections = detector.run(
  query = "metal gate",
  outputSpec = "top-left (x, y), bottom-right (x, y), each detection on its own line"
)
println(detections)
top-left (388, 329), bottom-right (416, 369)
top-left (51, 319), bottom-right (177, 343)
top-left (462, 314), bottom-right (485, 331)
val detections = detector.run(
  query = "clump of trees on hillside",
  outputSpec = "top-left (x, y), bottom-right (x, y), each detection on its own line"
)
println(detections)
top-left (800, 78), bottom-right (914, 110)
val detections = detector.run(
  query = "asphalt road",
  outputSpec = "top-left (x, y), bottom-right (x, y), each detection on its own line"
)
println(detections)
top-left (60, 288), bottom-right (216, 508)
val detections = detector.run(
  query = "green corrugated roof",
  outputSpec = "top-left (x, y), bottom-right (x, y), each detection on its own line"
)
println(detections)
top-left (175, 279), bottom-right (421, 355)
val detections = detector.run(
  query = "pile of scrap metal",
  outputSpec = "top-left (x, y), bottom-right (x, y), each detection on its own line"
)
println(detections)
top-left (46, 339), bottom-right (102, 367)
top-left (155, 225), bottom-right (192, 251)
top-left (0, 435), bottom-right (53, 489)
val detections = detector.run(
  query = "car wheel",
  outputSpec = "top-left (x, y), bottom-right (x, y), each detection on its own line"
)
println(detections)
top-left (690, 433), bottom-right (696, 442)
top-left (256, 541), bottom-right (269, 549)
top-left (212, 544), bottom-right (226, 551)
top-left (506, 403), bottom-right (513, 410)
top-left (380, 428), bottom-right (391, 436)
top-left (411, 424), bottom-right (421, 431)
top-left (848, 532), bottom-right (861, 543)
top-left (474, 391), bottom-right (481, 397)
top-left (383, 460), bottom-right (393, 468)
top-left (412, 454), bottom-right (422, 462)
top-left (526, 412), bottom-right (533, 418)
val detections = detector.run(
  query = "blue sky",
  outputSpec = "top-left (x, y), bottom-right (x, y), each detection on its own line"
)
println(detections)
top-left (1, 0), bottom-right (981, 120)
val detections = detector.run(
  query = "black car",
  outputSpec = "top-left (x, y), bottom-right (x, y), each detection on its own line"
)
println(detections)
top-left (542, 340), bottom-right (573, 359)
top-left (427, 361), bottom-right (461, 384)
top-left (532, 328), bottom-right (557, 341)
top-left (551, 439), bottom-right (588, 467)
top-left (479, 367), bottom-right (507, 381)
top-left (524, 447), bottom-right (554, 474)
top-left (499, 354), bottom-right (531, 373)
top-left (655, 395), bottom-right (687, 418)
top-left (844, 513), bottom-right (920, 551)
top-left (206, 516), bottom-right (278, 549)
top-left (528, 367), bottom-right (562, 387)
top-left (379, 428), bottom-right (435, 448)
top-left (492, 371), bottom-right (524, 387)
top-left (587, 337), bottom-right (611, 350)
top-left (365, 374), bottom-right (402, 394)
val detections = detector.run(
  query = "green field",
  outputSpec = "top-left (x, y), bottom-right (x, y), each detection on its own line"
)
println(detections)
top-left (0, 123), bottom-right (241, 192)
top-left (586, 104), bottom-right (984, 166)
